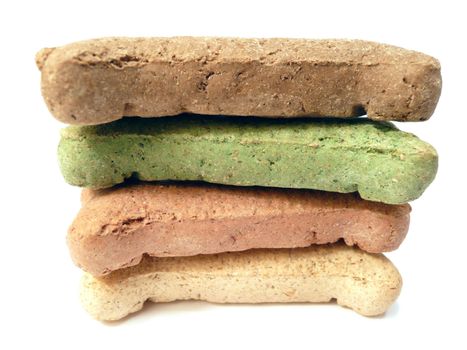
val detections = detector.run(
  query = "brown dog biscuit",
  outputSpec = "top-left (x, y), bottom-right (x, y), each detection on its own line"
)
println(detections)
top-left (68, 183), bottom-right (410, 276)
top-left (37, 37), bottom-right (441, 125)
top-left (80, 244), bottom-right (402, 320)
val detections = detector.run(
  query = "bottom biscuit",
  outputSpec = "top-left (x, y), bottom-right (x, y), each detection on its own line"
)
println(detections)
top-left (81, 244), bottom-right (402, 321)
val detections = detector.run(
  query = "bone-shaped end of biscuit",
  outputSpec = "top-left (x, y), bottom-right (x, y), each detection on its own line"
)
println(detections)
top-left (80, 244), bottom-right (402, 321)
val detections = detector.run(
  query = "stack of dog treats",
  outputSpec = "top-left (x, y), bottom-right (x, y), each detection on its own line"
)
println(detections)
top-left (36, 37), bottom-right (441, 321)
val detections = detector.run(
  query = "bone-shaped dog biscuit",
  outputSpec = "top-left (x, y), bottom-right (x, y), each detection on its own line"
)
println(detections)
top-left (69, 183), bottom-right (410, 276)
top-left (80, 244), bottom-right (402, 320)
top-left (37, 37), bottom-right (441, 125)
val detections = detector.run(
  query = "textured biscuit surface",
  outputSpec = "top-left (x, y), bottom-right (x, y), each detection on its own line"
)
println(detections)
top-left (80, 244), bottom-right (402, 320)
top-left (70, 183), bottom-right (410, 276)
top-left (37, 37), bottom-right (441, 125)
top-left (58, 116), bottom-right (438, 204)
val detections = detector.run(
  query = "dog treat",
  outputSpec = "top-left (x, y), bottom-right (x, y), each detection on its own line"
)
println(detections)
top-left (69, 183), bottom-right (410, 276)
top-left (37, 37), bottom-right (441, 125)
top-left (80, 244), bottom-right (402, 320)
top-left (59, 116), bottom-right (438, 204)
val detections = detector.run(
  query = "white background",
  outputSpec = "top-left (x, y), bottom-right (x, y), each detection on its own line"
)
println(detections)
top-left (1, 0), bottom-right (466, 349)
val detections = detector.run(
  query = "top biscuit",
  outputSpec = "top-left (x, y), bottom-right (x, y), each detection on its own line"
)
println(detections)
top-left (37, 37), bottom-right (441, 125)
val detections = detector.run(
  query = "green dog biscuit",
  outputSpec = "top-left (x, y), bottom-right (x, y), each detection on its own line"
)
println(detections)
top-left (58, 116), bottom-right (437, 204)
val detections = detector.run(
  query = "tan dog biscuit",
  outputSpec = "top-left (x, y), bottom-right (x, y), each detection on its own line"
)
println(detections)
top-left (37, 37), bottom-right (441, 125)
top-left (69, 183), bottom-right (410, 276)
top-left (80, 244), bottom-right (402, 320)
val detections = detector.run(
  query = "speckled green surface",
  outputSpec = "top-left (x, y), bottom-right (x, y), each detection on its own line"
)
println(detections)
top-left (58, 116), bottom-right (437, 204)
